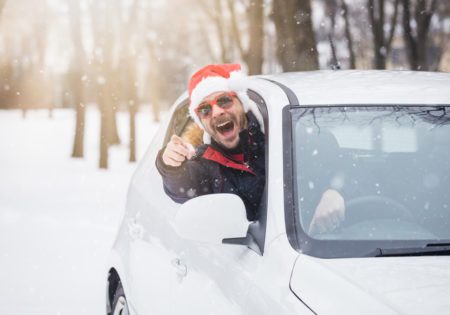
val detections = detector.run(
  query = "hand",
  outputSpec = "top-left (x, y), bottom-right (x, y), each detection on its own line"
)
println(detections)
top-left (162, 135), bottom-right (195, 167)
top-left (308, 189), bottom-right (345, 235)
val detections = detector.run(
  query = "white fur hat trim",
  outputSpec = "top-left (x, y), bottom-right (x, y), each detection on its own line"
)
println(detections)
top-left (188, 71), bottom-right (265, 144)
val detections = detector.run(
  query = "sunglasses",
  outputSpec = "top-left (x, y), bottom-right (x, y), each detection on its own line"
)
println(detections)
top-left (194, 92), bottom-right (237, 119)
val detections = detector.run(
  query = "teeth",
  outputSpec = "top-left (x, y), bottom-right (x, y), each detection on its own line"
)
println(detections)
top-left (217, 121), bottom-right (231, 128)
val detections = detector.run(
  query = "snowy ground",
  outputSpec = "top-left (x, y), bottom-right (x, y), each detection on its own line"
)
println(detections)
top-left (0, 107), bottom-right (161, 314)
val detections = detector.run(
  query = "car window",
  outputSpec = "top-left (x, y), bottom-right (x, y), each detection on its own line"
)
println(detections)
top-left (288, 105), bottom-right (450, 258)
top-left (326, 118), bottom-right (418, 152)
top-left (162, 99), bottom-right (192, 147)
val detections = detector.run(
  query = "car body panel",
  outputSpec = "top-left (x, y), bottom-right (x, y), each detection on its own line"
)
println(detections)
top-left (264, 70), bottom-right (450, 105)
top-left (244, 78), bottom-right (290, 237)
top-left (291, 255), bottom-right (450, 314)
top-left (243, 235), bottom-right (313, 314)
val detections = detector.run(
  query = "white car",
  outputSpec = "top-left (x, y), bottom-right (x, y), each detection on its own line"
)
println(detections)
top-left (106, 70), bottom-right (450, 315)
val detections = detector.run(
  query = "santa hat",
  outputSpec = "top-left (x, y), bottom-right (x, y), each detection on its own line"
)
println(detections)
top-left (188, 64), bottom-right (264, 136)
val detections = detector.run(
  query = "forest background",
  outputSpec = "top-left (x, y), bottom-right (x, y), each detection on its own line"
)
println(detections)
top-left (0, 0), bottom-right (449, 168)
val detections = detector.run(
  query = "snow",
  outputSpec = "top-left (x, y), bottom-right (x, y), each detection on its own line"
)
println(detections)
top-left (0, 107), bottom-right (161, 314)
top-left (263, 70), bottom-right (450, 105)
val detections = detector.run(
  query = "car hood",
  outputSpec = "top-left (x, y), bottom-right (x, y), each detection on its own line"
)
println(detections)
top-left (290, 254), bottom-right (450, 314)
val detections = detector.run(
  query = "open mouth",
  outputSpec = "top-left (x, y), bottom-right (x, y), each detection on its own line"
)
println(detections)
top-left (216, 120), bottom-right (235, 137)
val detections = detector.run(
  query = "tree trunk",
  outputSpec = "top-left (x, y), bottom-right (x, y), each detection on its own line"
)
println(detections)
top-left (72, 97), bottom-right (85, 157)
top-left (369, 0), bottom-right (387, 69)
top-left (246, 0), bottom-right (264, 75)
top-left (129, 97), bottom-right (137, 163)
top-left (368, 0), bottom-right (399, 69)
top-left (69, 0), bottom-right (85, 158)
top-left (402, 0), bottom-right (437, 70)
top-left (117, 0), bottom-right (140, 161)
top-left (198, 0), bottom-right (230, 63)
top-left (341, 0), bottom-right (356, 69)
top-left (296, 0), bottom-right (319, 70)
top-left (271, 0), bottom-right (319, 71)
top-left (99, 103), bottom-right (111, 169)
top-left (109, 75), bottom-right (121, 146)
top-left (271, 0), bottom-right (301, 71)
top-left (94, 0), bottom-right (118, 169)
top-left (148, 45), bottom-right (161, 123)
top-left (144, 5), bottom-right (161, 124)
top-left (98, 75), bottom-right (115, 169)
top-left (124, 58), bottom-right (138, 163)
top-left (227, 0), bottom-right (264, 74)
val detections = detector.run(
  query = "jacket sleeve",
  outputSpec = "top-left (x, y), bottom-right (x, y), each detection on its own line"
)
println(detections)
top-left (155, 148), bottom-right (213, 204)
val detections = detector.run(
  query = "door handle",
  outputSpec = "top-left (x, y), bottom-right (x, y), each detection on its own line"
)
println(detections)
top-left (171, 258), bottom-right (187, 278)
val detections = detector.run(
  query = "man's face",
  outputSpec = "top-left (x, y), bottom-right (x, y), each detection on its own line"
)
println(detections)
top-left (198, 91), bottom-right (247, 149)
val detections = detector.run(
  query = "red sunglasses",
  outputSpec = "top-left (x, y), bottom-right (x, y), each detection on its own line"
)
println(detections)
top-left (194, 92), bottom-right (237, 119)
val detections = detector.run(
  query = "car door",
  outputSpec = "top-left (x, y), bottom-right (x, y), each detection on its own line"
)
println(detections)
top-left (125, 127), bottom-right (180, 314)
top-left (170, 232), bottom-right (263, 314)
top-left (130, 158), bottom-right (263, 314)
top-left (123, 97), bottom-right (197, 313)
top-left (125, 97), bottom-right (247, 314)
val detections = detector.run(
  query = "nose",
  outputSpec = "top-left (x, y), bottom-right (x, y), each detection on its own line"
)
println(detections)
top-left (211, 103), bottom-right (225, 118)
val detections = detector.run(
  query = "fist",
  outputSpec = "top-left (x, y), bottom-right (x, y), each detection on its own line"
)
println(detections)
top-left (162, 135), bottom-right (195, 167)
top-left (309, 189), bottom-right (345, 235)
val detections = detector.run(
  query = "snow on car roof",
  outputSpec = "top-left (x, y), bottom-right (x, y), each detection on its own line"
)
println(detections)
top-left (261, 70), bottom-right (450, 106)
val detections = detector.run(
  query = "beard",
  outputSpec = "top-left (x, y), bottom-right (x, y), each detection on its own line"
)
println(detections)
top-left (207, 111), bottom-right (247, 149)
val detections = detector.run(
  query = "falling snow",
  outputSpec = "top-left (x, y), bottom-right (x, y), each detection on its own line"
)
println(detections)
top-left (0, 107), bottom-right (160, 314)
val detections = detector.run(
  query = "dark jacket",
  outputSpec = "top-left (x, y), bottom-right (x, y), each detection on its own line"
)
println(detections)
top-left (156, 111), bottom-right (265, 221)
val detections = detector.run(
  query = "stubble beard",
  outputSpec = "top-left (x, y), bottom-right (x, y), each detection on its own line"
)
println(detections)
top-left (208, 112), bottom-right (247, 149)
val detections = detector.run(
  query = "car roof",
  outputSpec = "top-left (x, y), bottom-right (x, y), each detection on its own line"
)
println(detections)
top-left (260, 70), bottom-right (450, 105)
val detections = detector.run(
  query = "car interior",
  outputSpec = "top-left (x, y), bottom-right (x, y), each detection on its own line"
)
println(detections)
top-left (296, 112), bottom-right (450, 240)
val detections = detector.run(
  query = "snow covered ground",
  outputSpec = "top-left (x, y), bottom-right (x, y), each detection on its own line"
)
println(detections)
top-left (0, 107), bottom-right (161, 314)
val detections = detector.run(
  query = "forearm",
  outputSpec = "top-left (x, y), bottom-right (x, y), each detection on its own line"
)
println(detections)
top-left (156, 149), bottom-right (206, 202)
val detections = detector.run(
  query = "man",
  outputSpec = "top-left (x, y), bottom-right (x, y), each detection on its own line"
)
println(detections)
top-left (157, 64), bottom-right (344, 233)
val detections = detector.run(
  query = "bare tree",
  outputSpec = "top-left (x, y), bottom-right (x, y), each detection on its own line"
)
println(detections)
top-left (368, 0), bottom-right (399, 69)
top-left (147, 45), bottom-right (161, 123)
top-left (341, 0), bottom-right (356, 69)
top-left (324, 0), bottom-right (339, 31)
top-left (197, 0), bottom-right (265, 74)
top-left (228, 0), bottom-right (264, 75)
top-left (90, 0), bottom-right (120, 169)
top-left (143, 3), bottom-right (162, 123)
top-left (0, 0), bottom-right (6, 15)
top-left (198, 0), bottom-right (231, 63)
top-left (69, 0), bottom-right (85, 158)
top-left (402, 0), bottom-right (437, 70)
top-left (119, 0), bottom-right (140, 162)
top-left (430, 1), bottom-right (450, 71)
top-left (271, 0), bottom-right (319, 71)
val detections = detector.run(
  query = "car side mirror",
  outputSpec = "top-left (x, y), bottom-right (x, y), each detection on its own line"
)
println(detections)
top-left (174, 194), bottom-right (249, 245)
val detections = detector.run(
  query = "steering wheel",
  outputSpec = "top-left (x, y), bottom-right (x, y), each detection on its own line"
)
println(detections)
top-left (343, 195), bottom-right (415, 228)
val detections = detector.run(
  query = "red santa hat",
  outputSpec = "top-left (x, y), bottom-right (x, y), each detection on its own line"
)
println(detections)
top-left (188, 64), bottom-right (264, 134)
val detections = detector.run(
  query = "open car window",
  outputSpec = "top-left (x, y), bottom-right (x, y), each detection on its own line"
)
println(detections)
top-left (161, 90), bottom-right (270, 255)
top-left (162, 100), bottom-right (192, 147)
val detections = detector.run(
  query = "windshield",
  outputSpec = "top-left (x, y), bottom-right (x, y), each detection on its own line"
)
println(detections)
top-left (290, 106), bottom-right (450, 257)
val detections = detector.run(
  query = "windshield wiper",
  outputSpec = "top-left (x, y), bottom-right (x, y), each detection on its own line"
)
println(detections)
top-left (368, 243), bottom-right (450, 257)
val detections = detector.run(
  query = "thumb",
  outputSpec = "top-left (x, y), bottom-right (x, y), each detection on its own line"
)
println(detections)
top-left (170, 134), bottom-right (184, 144)
top-left (185, 143), bottom-right (195, 159)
